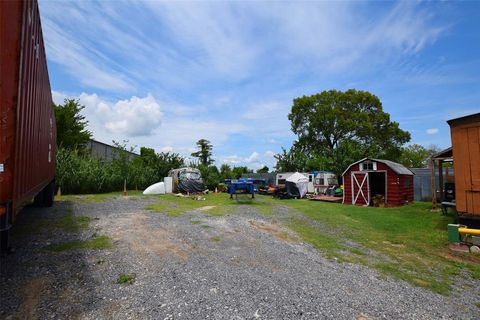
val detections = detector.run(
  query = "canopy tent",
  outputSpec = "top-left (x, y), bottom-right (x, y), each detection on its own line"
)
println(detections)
top-left (285, 172), bottom-right (309, 198)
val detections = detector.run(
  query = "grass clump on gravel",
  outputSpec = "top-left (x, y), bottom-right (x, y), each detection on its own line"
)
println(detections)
top-left (210, 236), bottom-right (221, 242)
top-left (56, 191), bottom-right (145, 203)
top-left (190, 220), bottom-right (201, 224)
top-left (117, 273), bottom-right (136, 284)
top-left (46, 235), bottom-right (112, 252)
top-left (144, 193), bottom-right (277, 217)
top-left (283, 200), bottom-right (480, 295)
top-left (12, 210), bottom-right (90, 238)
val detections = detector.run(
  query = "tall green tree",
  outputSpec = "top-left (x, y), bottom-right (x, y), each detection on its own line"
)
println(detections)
top-left (220, 163), bottom-right (232, 180)
top-left (286, 89), bottom-right (410, 175)
top-left (399, 144), bottom-right (442, 168)
top-left (191, 139), bottom-right (214, 165)
top-left (231, 166), bottom-right (253, 179)
top-left (256, 166), bottom-right (269, 173)
top-left (54, 99), bottom-right (92, 150)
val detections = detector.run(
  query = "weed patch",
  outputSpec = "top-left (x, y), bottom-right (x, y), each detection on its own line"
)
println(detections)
top-left (47, 235), bottom-right (112, 252)
top-left (281, 200), bottom-right (480, 294)
top-left (117, 273), bottom-right (136, 284)
top-left (210, 236), bottom-right (221, 242)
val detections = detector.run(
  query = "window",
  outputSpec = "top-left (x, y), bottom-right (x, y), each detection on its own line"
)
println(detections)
top-left (278, 179), bottom-right (286, 185)
top-left (309, 175), bottom-right (313, 182)
top-left (360, 161), bottom-right (377, 171)
top-left (327, 177), bottom-right (338, 185)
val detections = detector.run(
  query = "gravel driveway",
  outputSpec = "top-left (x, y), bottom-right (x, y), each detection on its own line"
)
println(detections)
top-left (1, 196), bottom-right (479, 319)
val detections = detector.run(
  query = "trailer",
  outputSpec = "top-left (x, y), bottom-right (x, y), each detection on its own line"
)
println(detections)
top-left (0, 0), bottom-right (56, 253)
top-left (312, 171), bottom-right (339, 195)
top-left (225, 178), bottom-right (266, 199)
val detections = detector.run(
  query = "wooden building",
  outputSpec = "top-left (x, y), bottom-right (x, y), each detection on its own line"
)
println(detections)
top-left (447, 113), bottom-right (480, 218)
top-left (343, 158), bottom-right (414, 207)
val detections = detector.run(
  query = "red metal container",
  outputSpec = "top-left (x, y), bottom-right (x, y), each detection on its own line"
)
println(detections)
top-left (0, 0), bottom-right (56, 252)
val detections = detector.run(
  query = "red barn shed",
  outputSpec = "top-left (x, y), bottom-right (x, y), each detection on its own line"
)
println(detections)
top-left (342, 158), bottom-right (414, 207)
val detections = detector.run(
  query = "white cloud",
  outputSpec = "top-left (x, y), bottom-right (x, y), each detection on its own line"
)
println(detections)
top-left (264, 150), bottom-right (275, 158)
top-left (268, 138), bottom-right (280, 144)
top-left (426, 128), bottom-right (439, 135)
top-left (159, 146), bottom-right (173, 153)
top-left (41, 18), bottom-right (133, 92)
top-left (221, 155), bottom-right (242, 164)
top-left (245, 151), bottom-right (260, 163)
top-left (77, 93), bottom-right (163, 137)
top-left (105, 95), bottom-right (162, 136)
top-left (53, 92), bottom-right (163, 140)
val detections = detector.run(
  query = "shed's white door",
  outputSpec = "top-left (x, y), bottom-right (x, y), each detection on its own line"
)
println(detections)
top-left (351, 172), bottom-right (369, 205)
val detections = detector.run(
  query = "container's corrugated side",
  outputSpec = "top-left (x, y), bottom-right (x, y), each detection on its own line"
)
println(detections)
top-left (0, 1), bottom-right (23, 209)
top-left (13, 0), bottom-right (56, 216)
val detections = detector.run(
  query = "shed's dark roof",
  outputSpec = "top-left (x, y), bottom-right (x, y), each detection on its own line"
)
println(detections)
top-left (430, 147), bottom-right (452, 160)
top-left (447, 113), bottom-right (480, 125)
top-left (342, 158), bottom-right (414, 176)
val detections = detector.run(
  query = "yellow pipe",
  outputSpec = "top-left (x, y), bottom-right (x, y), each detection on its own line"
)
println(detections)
top-left (458, 228), bottom-right (480, 236)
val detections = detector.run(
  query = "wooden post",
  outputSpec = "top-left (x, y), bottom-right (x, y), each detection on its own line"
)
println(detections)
top-left (123, 179), bottom-right (127, 196)
top-left (431, 159), bottom-right (437, 209)
top-left (438, 160), bottom-right (444, 203)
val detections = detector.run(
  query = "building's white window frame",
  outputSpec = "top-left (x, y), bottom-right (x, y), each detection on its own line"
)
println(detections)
top-left (360, 161), bottom-right (377, 171)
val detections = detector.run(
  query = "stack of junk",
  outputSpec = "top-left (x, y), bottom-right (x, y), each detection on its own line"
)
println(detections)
top-left (274, 172), bottom-right (309, 199)
top-left (143, 167), bottom-right (204, 195)
top-left (448, 224), bottom-right (480, 254)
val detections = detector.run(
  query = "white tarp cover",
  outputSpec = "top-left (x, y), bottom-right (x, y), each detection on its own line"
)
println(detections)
top-left (286, 172), bottom-right (309, 198)
top-left (143, 182), bottom-right (165, 195)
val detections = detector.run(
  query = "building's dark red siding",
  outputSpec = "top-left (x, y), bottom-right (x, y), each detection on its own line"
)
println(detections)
top-left (343, 161), bottom-right (414, 207)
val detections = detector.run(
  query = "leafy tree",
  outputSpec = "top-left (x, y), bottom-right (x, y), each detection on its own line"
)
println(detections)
top-left (274, 146), bottom-right (308, 172)
top-left (220, 164), bottom-right (232, 180)
top-left (191, 139), bottom-right (214, 165)
top-left (198, 164), bottom-right (221, 190)
top-left (286, 89), bottom-right (410, 175)
top-left (256, 166), bottom-right (269, 173)
top-left (231, 166), bottom-right (253, 179)
top-left (54, 99), bottom-right (92, 150)
top-left (399, 144), bottom-right (442, 168)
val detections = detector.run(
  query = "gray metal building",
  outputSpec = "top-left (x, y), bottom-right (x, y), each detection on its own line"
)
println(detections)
top-left (410, 167), bottom-right (454, 202)
top-left (241, 173), bottom-right (277, 185)
top-left (85, 139), bottom-right (139, 161)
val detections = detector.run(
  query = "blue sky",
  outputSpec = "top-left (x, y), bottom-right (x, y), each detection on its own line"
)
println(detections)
top-left (39, 0), bottom-right (480, 170)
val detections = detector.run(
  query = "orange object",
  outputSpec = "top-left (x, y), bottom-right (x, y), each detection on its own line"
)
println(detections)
top-left (448, 113), bottom-right (480, 217)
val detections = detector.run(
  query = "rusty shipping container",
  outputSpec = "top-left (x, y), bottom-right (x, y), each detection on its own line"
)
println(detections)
top-left (0, 0), bottom-right (56, 252)
top-left (448, 113), bottom-right (480, 220)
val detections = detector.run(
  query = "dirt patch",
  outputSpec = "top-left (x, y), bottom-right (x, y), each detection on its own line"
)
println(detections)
top-left (15, 277), bottom-right (50, 319)
top-left (197, 206), bottom-right (216, 211)
top-left (111, 213), bottom-right (192, 260)
top-left (441, 249), bottom-right (480, 264)
top-left (249, 220), bottom-right (298, 243)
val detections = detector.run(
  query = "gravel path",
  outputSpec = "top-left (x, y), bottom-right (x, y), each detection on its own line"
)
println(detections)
top-left (1, 196), bottom-right (479, 319)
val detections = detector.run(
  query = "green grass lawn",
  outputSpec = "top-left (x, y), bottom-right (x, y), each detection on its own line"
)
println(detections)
top-left (284, 200), bottom-right (480, 294)
top-left (59, 191), bottom-right (480, 294)
top-left (55, 190), bottom-right (145, 203)
top-left (144, 193), bottom-right (276, 217)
